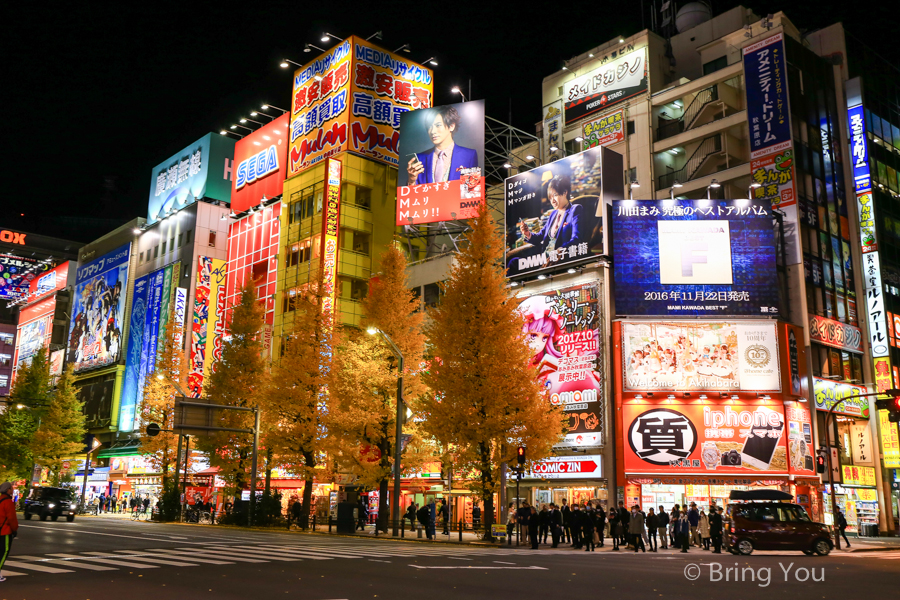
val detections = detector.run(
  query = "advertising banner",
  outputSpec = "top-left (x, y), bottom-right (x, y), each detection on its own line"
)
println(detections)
top-left (525, 455), bottom-right (603, 480)
top-left (807, 314), bottom-right (863, 353)
top-left (27, 261), bottom-right (69, 301)
top-left (850, 421), bottom-right (874, 466)
top-left (785, 403), bottom-right (816, 476)
top-left (68, 243), bottom-right (130, 372)
top-left (863, 252), bottom-right (890, 358)
top-left (505, 147), bottom-right (610, 277)
top-left (120, 274), bottom-right (150, 432)
top-left (581, 109), bottom-right (625, 150)
top-left (148, 133), bottom-right (235, 225)
top-left (321, 159), bottom-right (342, 317)
top-left (396, 100), bottom-right (485, 226)
top-left (517, 283), bottom-right (603, 447)
top-left (622, 321), bottom-right (781, 392)
top-left (0, 254), bottom-right (49, 300)
top-left (841, 465), bottom-right (876, 487)
top-left (15, 315), bottom-right (51, 370)
top-left (542, 100), bottom-right (563, 164)
top-left (848, 103), bottom-right (872, 194)
top-left (288, 37), bottom-right (433, 176)
top-left (564, 48), bottom-right (647, 124)
top-left (612, 199), bottom-right (780, 316)
top-left (624, 401), bottom-right (789, 474)
top-left (812, 377), bottom-right (869, 418)
top-left (878, 409), bottom-right (900, 468)
top-left (750, 147), bottom-right (795, 208)
top-left (188, 256), bottom-right (226, 397)
top-left (743, 33), bottom-right (792, 159)
top-left (857, 191), bottom-right (877, 253)
top-left (231, 113), bottom-right (290, 214)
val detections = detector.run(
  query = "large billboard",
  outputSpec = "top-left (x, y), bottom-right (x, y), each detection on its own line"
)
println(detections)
top-left (148, 133), bottom-right (235, 225)
top-left (624, 401), bottom-right (795, 475)
top-left (812, 377), bottom-right (869, 418)
top-left (563, 48), bottom-right (647, 124)
top-left (13, 262), bottom-right (69, 372)
top-left (188, 256), bottom-right (226, 397)
top-left (622, 321), bottom-right (781, 392)
top-left (505, 147), bottom-right (621, 277)
top-left (518, 283), bottom-right (603, 447)
top-left (0, 254), bottom-right (49, 300)
top-left (68, 243), bottom-right (131, 372)
top-left (581, 109), bottom-right (625, 150)
top-left (232, 113), bottom-right (290, 214)
top-left (611, 199), bottom-right (780, 317)
top-left (396, 100), bottom-right (485, 226)
top-left (288, 36), bottom-right (433, 176)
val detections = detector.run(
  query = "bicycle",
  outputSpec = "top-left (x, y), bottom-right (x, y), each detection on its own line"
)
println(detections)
top-left (184, 508), bottom-right (212, 524)
top-left (130, 507), bottom-right (150, 521)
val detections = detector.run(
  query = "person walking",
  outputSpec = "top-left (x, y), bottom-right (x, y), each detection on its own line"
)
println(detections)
top-left (529, 506), bottom-right (540, 550)
top-left (676, 511), bottom-right (691, 553)
top-left (561, 499), bottom-right (572, 545)
top-left (538, 505), bottom-right (550, 544)
top-left (837, 510), bottom-right (851, 548)
top-left (670, 504), bottom-right (681, 549)
top-left (709, 506), bottom-right (724, 553)
top-left (549, 503), bottom-right (562, 548)
top-left (506, 503), bottom-right (516, 546)
top-left (657, 505), bottom-right (669, 550)
top-left (595, 503), bottom-right (606, 547)
top-left (629, 505), bottom-right (646, 552)
top-left (405, 502), bottom-right (417, 531)
top-left (440, 498), bottom-right (449, 535)
top-left (570, 504), bottom-right (582, 549)
top-left (290, 497), bottom-right (303, 529)
top-left (517, 501), bottom-right (531, 545)
top-left (0, 482), bottom-right (19, 582)
top-left (143, 495), bottom-right (150, 514)
top-left (699, 508), bottom-right (711, 550)
top-left (608, 508), bottom-right (620, 551)
top-left (472, 503), bottom-right (481, 529)
top-left (687, 502), bottom-right (700, 547)
top-left (356, 497), bottom-right (368, 531)
top-left (98, 493), bottom-right (105, 514)
top-left (646, 507), bottom-right (659, 552)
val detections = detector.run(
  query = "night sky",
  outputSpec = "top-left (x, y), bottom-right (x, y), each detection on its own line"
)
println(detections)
top-left (6, 1), bottom-right (895, 242)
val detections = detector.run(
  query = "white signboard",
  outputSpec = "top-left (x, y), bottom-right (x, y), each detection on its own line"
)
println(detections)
top-left (525, 455), bottom-right (603, 480)
top-left (563, 47), bottom-right (647, 124)
top-left (850, 422), bottom-right (874, 466)
top-left (862, 252), bottom-right (889, 357)
top-left (657, 220), bottom-right (734, 285)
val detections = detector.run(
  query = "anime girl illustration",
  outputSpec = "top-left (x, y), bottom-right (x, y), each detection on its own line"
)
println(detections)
top-left (519, 295), bottom-right (564, 381)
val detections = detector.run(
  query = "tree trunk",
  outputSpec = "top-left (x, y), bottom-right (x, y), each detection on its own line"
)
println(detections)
top-left (378, 420), bottom-right (391, 533)
top-left (264, 450), bottom-right (272, 497)
top-left (300, 450), bottom-right (315, 530)
top-left (480, 441), bottom-right (495, 542)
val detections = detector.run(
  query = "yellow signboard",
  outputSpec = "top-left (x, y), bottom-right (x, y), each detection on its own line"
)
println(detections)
top-left (879, 409), bottom-right (900, 468)
top-left (841, 464), bottom-right (876, 487)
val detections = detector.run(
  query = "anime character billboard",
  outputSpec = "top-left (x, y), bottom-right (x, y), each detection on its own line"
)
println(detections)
top-left (518, 283), bottom-right (603, 447)
top-left (68, 243), bottom-right (131, 372)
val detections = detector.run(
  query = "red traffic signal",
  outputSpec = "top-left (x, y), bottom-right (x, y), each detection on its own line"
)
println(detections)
top-left (517, 446), bottom-right (526, 465)
top-left (876, 396), bottom-right (900, 422)
top-left (815, 454), bottom-right (826, 474)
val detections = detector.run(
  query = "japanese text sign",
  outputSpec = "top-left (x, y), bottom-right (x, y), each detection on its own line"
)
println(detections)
top-left (288, 37), bottom-right (433, 176)
top-left (848, 104), bottom-right (871, 193)
top-left (0, 254), bottom-right (50, 300)
top-left (812, 377), bottom-right (869, 418)
top-left (750, 148), bottom-right (795, 209)
top-left (807, 314), bottom-right (863, 353)
top-left (148, 133), bottom-right (235, 225)
top-left (581, 109), bottom-right (625, 150)
top-left (743, 33), bottom-right (792, 159)
top-left (878, 409), bottom-right (900, 468)
top-left (564, 48), bottom-right (647, 124)
top-left (611, 199), bottom-right (780, 317)
top-left (841, 465), bottom-right (875, 487)
top-left (321, 158), bottom-right (342, 317)
top-left (231, 113), bottom-right (290, 213)
top-left (396, 100), bottom-right (485, 226)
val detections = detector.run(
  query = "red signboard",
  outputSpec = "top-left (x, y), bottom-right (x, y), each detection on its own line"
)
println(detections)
top-left (526, 455), bottom-right (603, 479)
top-left (231, 113), bottom-right (290, 214)
top-left (807, 314), bottom-right (864, 353)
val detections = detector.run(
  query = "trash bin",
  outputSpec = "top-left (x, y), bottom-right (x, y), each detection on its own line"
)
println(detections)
top-left (336, 502), bottom-right (357, 534)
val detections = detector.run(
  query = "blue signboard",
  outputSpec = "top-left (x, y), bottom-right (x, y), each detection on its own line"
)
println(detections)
top-left (612, 199), bottom-right (780, 317)
top-left (743, 33), bottom-right (792, 158)
top-left (68, 243), bottom-right (131, 372)
top-left (848, 104), bottom-right (871, 193)
top-left (119, 274), bottom-right (150, 432)
top-left (147, 133), bottom-right (235, 225)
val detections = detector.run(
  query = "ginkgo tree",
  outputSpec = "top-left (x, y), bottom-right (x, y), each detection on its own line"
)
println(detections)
top-left (419, 204), bottom-right (565, 540)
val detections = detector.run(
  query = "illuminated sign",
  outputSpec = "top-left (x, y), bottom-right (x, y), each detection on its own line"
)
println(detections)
top-left (147, 133), bottom-right (235, 225)
top-left (396, 100), bottom-right (485, 226)
top-left (611, 199), bottom-right (780, 316)
top-left (743, 33), bottom-right (792, 158)
top-left (878, 409), bottom-right (900, 468)
top-left (863, 252), bottom-right (889, 357)
top-left (0, 230), bottom-right (26, 245)
top-left (841, 465), bottom-right (876, 487)
top-left (320, 158), bottom-right (342, 317)
top-left (188, 256), bottom-right (226, 397)
top-left (563, 47), bottom-right (647, 124)
top-left (525, 455), bottom-right (603, 479)
top-left (287, 36), bottom-right (433, 176)
top-left (581, 109), bottom-right (625, 150)
top-left (807, 314), bottom-right (863, 353)
top-left (230, 114), bottom-right (290, 213)
top-left (0, 254), bottom-right (50, 300)
top-left (849, 104), bottom-right (871, 193)
top-left (812, 377), bottom-right (869, 418)
top-left (542, 101), bottom-right (563, 163)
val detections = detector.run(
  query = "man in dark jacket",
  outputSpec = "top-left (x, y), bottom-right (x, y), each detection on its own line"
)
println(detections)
top-left (405, 502), bottom-right (417, 530)
top-left (549, 503), bottom-right (563, 547)
top-left (517, 501), bottom-right (531, 545)
top-left (837, 510), bottom-right (851, 547)
top-left (709, 506), bottom-right (724, 553)
top-left (416, 503), bottom-right (430, 538)
top-left (561, 499), bottom-right (572, 544)
top-left (570, 504), bottom-right (583, 549)
top-left (618, 501), bottom-right (630, 548)
top-left (670, 505), bottom-right (681, 548)
top-left (472, 503), bottom-right (481, 529)
top-left (656, 505), bottom-right (669, 549)
top-left (594, 505), bottom-right (606, 547)
top-left (646, 507), bottom-right (659, 552)
top-left (440, 498), bottom-right (449, 535)
top-left (676, 512), bottom-right (691, 553)
top-left (687, 502), bottom-right (700, 547)
top-left (538, 505), bottom-right (550, 544)
top-left (582, 504), bottom-right (596, 552)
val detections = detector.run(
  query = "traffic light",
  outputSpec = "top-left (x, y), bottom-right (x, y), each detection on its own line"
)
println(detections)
top-left (815, 452), bottom-right (826, 474)
top-left (517, 446), bottom-right (526, 465)
top-left (875, 394), bottom-right (900, 423)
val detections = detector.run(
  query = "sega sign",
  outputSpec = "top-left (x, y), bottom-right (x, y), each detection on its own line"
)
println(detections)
top-left (235, 145), bottom-right (279, 189)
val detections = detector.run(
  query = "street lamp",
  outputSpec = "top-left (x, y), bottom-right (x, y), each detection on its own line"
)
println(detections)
top-left (80, 436), bottom-right (103, 507)
top-left (451, 86), bottom-right (467, 103)
top-left (367, 326), bottom-right (405, 536)
top-left (707, 179), bottom-right (720, 200)
top-left (670, 181), bottom-right (683, 200)
top-left (629, 181), bottom-right (640, 200)
top-left (261, 104), bottom-right (289, 114)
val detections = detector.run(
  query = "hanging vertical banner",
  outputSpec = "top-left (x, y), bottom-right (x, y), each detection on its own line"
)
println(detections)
top-left (879, 409), bottom-right (900, 468)
top-left (189, 256), bottom-right (213, 397)
top-left (743, 33), bottom-right (792, 159)
top-left (173, 287), bottom-right (188, 349)
top-left (206, 259), bottom-right (227, 378)
top-left (321, 158), bottom-right (342, 317)
top-left (542, 100), bottom-right (563, 164)
top-left (120, 274), bottom-right (150, 432)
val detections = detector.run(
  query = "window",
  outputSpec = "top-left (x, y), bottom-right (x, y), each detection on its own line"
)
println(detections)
top-left (169, 237), bottom-right (175, 252)
top-left (778, 506), bottom-right (811, 522)
top-left (0, 375), bottom-right (7, 390)
top-left (352, 185), bottom-right (372, 209)
top-left (627, 120), bottom-right (636, 135)
top-left (751, 506), bottom-right (778, 521)
top-left (0, 354), bottom-right (11, 367)
top-left (154, 245), bottom-right (159, 259)
top-left (288, 245), bottom-right (299, 267)
top-left (139, 251), bottom-right (144, 264)
top-left (208, 231), bottom-right (217, 248)
top-left (0, 333), bottom-right (13, 345)
top-left (185, 229), bottom-right (193, 246)
top-left (178, 232), bottom-right (183, 247)
top-left (350, 231), bottom-right (370, 254)
top-left (161, 241), bottom-right (167, 254)
top-left (350, 279), bottom-right (368, 301)
top-left (702, 55), bottom-right (728, 75)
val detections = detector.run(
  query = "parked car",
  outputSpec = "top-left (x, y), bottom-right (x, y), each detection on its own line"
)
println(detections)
top-left (724, 490), bottom-right (832, 556)
top-left (23, 487), bottom-right (77, 522)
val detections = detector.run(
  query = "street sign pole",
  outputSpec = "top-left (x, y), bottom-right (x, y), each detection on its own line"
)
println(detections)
top-left (249, 408), bottom-right (260, 527)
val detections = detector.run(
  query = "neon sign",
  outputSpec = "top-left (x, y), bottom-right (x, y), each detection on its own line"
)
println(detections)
top-left (235, 145), bottom-right (279, 189)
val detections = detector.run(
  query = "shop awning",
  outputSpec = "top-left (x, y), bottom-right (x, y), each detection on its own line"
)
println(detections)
top-left (97, 440), bottom-right (141, 458)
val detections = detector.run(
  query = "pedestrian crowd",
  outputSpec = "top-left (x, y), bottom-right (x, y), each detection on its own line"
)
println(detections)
top-left (505, 499), bottom-right (725, 553)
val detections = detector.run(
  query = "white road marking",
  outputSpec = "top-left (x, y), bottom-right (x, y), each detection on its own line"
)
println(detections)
top-left (48, 553), bottom-right (159, 569)
top-left (1, 560), bottom-right (72, 574)
top-left (409, 564), bottom-right (547, 570)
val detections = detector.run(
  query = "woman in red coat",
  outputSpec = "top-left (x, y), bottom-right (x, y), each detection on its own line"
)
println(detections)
top-left (0, 482), bottom-right (19, 582)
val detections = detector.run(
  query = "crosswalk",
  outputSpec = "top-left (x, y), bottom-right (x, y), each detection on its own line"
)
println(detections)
top-left (840, 550), bottom-right (900, 560)
top-left (0, 540), bottom-right (522, 578)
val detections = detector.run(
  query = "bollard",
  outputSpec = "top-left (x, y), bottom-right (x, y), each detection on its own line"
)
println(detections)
top-left (401, 519), bottom-right (405, 538)
top-left (418, 523), bottom-right (423, 538)
top-left (328, 516), bottom-right (333, 534)
top-left (312, 515), bottom-right (316, 531)
top-left (459, 519), bottom-right (463, 542)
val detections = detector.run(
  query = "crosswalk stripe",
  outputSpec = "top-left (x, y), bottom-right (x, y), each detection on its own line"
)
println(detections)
top-left (0, 569), bottom-right (26, 576)
top-left (48, 553), bottom-right (159, 569)
top-left (2, 560), bottom-right (73, 574)
top-left (229, 545), bottom-right (332, 560)
top-left (157, 549), bottom-right (268, 563)
top-left (266, 545), bottom-right (365, 559)
top-left (13, 555), bottom-right (117, 571)
top-left (200, 546), bottom-right (302, 561)
top-left (137, 550), bottom-right (233, 564)
top-left (102, 551), bottom-right (204, 567)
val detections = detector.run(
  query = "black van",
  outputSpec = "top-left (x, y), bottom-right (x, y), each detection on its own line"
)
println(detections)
top-left (23, 487), bottom-right (77, 522)
top-left (724, 490), bottom-right (832, 556)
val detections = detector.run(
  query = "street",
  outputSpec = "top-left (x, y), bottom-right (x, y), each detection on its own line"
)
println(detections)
top-left (2, 516), bottom-right (898, 600)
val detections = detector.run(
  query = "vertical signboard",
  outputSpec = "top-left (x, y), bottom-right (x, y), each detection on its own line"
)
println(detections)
top-left (396, 100), bottom-right (486, 226)
top-left (120, 274), bottom-right (150, 432)
top-left (321, 158), bottom-right (342, 317)
top-left (517, 283), bottom-right (603, 447)
top-left (188, 256), bottom-right (225, 397)
top-left (68, 243), bottom-right (131, 372)
top-left (879, 409), bottom-right (900, 468)
top-left (206, 260), bottom-right (227, 377)
top-left (542, 100), bottom-right (563, 164)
